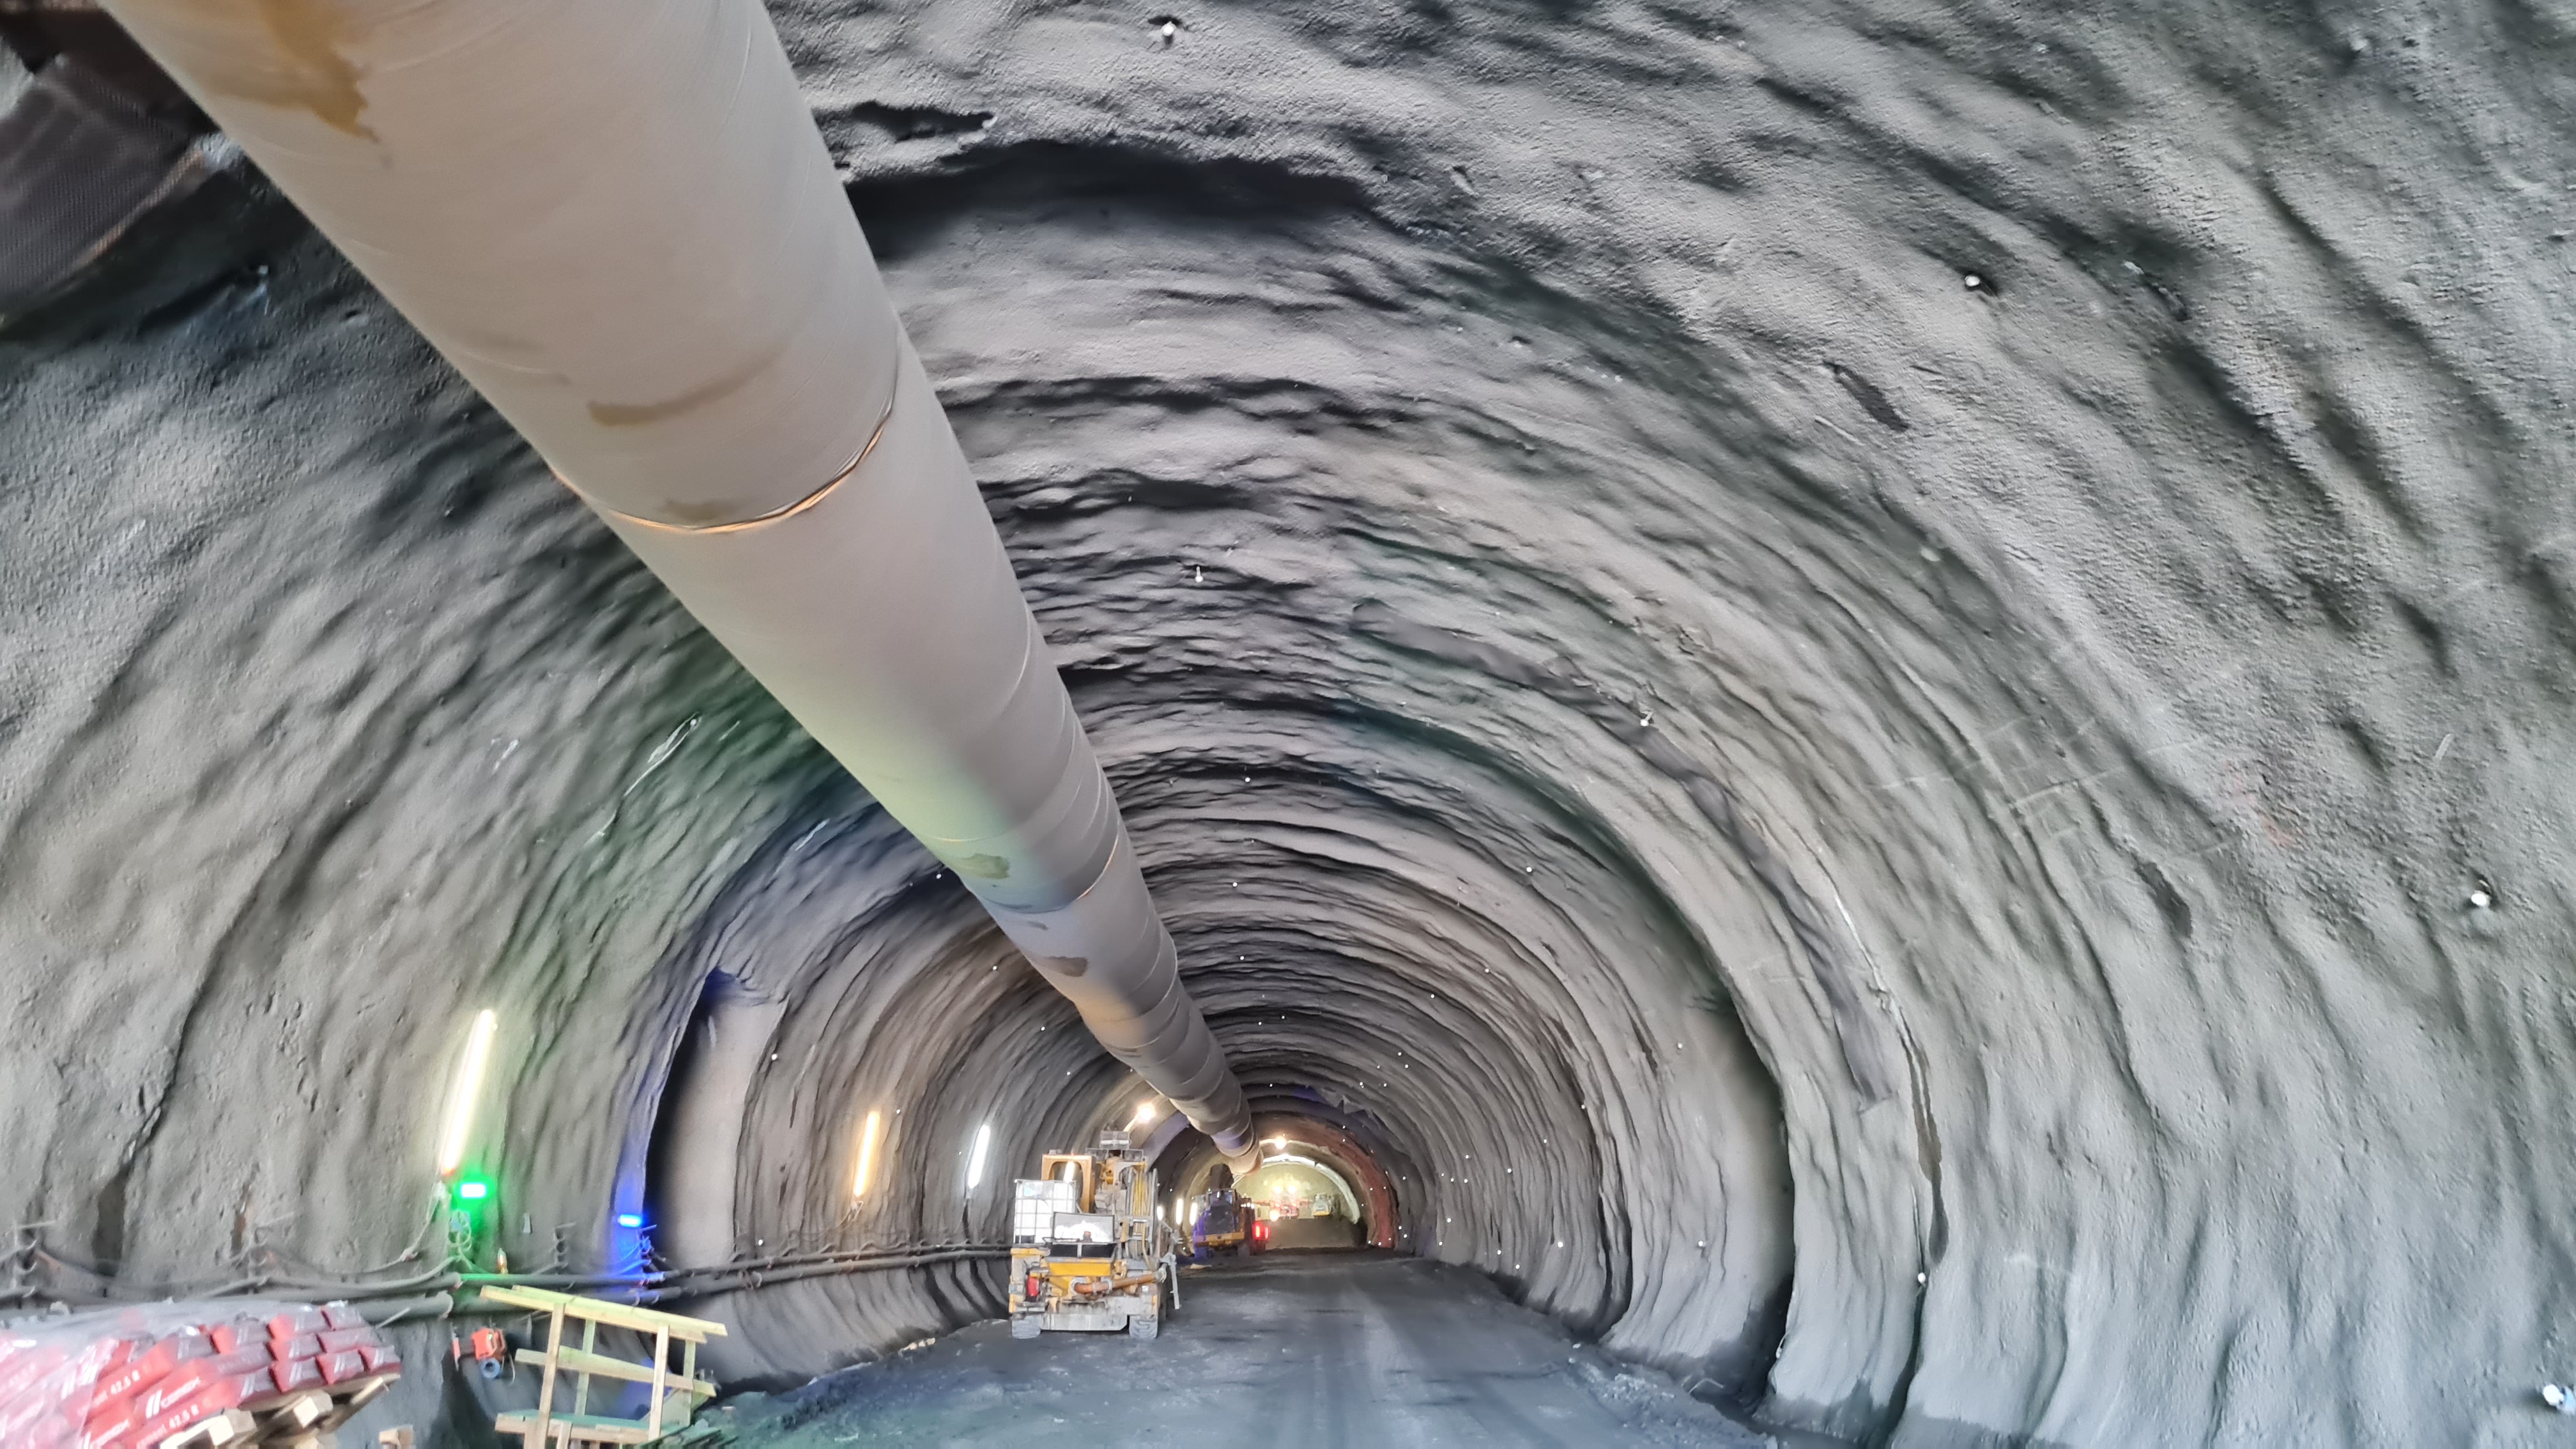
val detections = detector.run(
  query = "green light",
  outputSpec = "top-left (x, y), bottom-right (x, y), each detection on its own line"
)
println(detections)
top-left (456, 1179), bottom-right (490, 1201)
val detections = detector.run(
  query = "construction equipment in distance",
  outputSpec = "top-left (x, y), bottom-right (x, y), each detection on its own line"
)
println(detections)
top-left (1009, 1130), bottom-right (1180, 1340)
top-left (1192, 1163), bottom-right (1253, 1261)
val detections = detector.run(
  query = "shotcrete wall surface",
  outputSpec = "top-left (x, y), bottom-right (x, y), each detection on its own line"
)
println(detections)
top-left (2, 1), bottom-right (2571, 1445)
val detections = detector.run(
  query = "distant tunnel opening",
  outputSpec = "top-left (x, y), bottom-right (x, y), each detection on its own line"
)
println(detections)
top-left (1151, 1108), bottom-right (1398, 1253)
top-left (1238, 1156), bottom-right (1363, 1248)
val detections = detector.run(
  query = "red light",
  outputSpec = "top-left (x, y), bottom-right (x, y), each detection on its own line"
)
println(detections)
top-left (1253, 1221), bottom-right (1268, 1241)
top-left (1025, 1273), bottom-right (1045, 1300)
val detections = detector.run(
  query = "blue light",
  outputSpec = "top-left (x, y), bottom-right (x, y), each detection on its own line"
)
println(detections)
top-left (615, 1213), bottom-right (644, 1229)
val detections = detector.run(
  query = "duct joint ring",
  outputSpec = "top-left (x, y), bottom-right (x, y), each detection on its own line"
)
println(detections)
top-left (551, 372), bottom-right (900, 535)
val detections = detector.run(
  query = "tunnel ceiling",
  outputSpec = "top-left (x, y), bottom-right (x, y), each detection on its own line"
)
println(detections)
top-left (3, 0), bottom-right (2572, 1445)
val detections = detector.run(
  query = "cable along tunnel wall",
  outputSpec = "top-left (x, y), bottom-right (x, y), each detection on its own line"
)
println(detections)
top-left (0, 0), bottom-right (2568, 1443)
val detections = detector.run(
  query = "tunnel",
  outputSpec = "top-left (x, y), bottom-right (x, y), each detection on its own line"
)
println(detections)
top-left (3, 0), bottom-right (2572, 1445)
top-left (1218, 1118), bottom-right (1392, 1251)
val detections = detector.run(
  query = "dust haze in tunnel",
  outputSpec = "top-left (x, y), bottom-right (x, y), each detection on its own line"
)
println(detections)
top-left (1, 0), bottom-right (2573, 1445)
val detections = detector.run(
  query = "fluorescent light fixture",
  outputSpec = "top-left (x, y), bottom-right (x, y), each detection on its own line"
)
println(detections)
top-left (615, 1213), bottom-right (643, 1229)
top-left (966, 1122), bottom-right (993, 1191)
top-left (437, 1009), bottom-right (498, 1175)
top-left (853, 1110), bottom-right (882, 1199)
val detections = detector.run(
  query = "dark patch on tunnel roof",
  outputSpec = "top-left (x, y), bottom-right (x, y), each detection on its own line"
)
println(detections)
top-left (1827, 362), bottom-right (1909, 433)
top-left (843, 139), bottom-right (1384, 264)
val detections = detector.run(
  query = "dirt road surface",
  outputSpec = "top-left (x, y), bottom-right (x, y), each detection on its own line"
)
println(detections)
top-left (707, 1252), bottom-right (1773, 1446)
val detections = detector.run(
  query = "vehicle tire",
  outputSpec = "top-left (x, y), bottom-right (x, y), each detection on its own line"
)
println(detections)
top-left (1129, 1314), bottom-right (1159, 1340)
top-left (1011, 1316), bottom-right (1040, 1340)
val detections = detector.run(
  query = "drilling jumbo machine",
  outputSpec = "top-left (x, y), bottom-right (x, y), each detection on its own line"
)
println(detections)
top-left (1009, 1130), bottom-right (1182, 1339)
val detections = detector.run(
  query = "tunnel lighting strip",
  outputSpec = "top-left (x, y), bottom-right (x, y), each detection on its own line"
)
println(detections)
top-left (965, 1123), bottom-right (993, 1192)
top-left (436, 1009), bottom-right (498, 1176)
top-left (852, 1109), bottom-right (882, 1200)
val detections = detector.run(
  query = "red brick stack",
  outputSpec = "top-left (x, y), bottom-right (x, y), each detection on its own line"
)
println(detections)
top-left (0, 1301), bottom-right (402, 1448)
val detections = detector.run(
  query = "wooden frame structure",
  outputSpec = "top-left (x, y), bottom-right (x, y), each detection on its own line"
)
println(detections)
top-left (479, 1287), bottom-right (724, 1446)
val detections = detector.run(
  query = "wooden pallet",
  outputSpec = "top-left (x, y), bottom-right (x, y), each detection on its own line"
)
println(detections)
top-left (155, 1371), bottom-right (396, 1448)
top-left (480, 1286), bottom-right (724, 1446)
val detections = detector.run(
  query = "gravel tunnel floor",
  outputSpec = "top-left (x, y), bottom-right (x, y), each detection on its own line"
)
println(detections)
top-left (705, 1253), bottom-right (1768, 1446)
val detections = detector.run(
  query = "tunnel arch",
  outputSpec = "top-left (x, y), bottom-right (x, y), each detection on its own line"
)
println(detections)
top-left (1154, 1110), bottom-right (1400, 1250)
top-left (610, 742), bottom-right (1796, 1399)
top-left (1241, 1154), bottom-right (1358, 1215)
top-left (1, 0), bottom-right (2567, 1442)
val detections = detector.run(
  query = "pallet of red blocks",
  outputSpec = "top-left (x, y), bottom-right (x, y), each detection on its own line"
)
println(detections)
top-left (0, 1298), bottom-right (402, 1448)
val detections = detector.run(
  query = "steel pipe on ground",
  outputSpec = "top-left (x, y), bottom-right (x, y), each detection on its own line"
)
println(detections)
top-left (98, 0), bottom-right (1255, 1158)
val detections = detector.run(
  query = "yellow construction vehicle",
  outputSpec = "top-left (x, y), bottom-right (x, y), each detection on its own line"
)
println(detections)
top-left (1190, 1163), bottom-right (1256, 1261)
top-left (1008, 1130), bottom-right (1180, 1340)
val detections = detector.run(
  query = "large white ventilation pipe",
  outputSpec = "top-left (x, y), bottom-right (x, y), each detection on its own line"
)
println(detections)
top-left (99, 0), bottom-right (1256, 1160)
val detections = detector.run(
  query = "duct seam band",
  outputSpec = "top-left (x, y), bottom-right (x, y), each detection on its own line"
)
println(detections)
top-left (551, 371), bottom-right (900, 534)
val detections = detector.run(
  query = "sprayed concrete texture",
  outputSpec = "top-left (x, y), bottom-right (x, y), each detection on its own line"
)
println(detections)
top-left (708, 1254), bottom-right (1765, 1447)
top-left (0, 0), bottom-right (2572, 1445)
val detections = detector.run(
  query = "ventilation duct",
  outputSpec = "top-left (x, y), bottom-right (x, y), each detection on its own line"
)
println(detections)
top-left (96, 0), bottom-right (1256, 1158)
